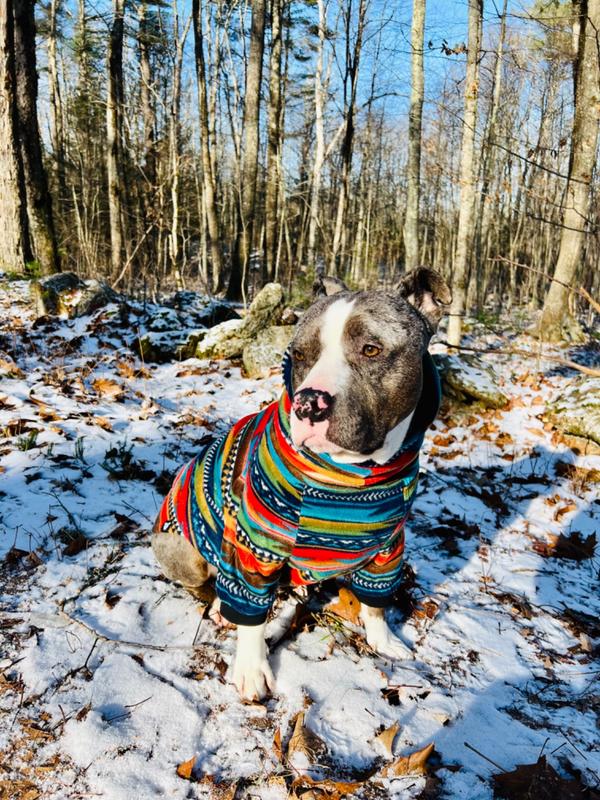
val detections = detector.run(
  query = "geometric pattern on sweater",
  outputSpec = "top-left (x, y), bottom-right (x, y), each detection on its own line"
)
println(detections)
top-left (154, 352), bottom-right (441, 625)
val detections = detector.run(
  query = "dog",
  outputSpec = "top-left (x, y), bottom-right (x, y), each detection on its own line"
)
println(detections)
top-left (152, 267), bottom-right (451, 701)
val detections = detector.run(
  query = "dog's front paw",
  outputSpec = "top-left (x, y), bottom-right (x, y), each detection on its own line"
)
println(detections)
top-left (231, 657), bottom-right (275, 701)
top-left (361, 605), bottom-right (412, 661)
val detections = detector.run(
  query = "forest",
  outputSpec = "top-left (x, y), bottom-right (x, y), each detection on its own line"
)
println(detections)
top-left (1, 0), bottom-right (598, 341)
top-left (0, 1), bottom-right (599, 799)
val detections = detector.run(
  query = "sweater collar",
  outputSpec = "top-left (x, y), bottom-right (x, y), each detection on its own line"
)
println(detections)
top-left (276, 349), bottom-right (440, 488)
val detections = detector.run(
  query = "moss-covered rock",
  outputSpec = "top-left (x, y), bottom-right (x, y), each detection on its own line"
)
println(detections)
top-left (137, 330), bottom-right (205, 363)
top-left (546, 377), bottom-right (600, 445)
top-left (243, 325), bottom-right (295, 378)
top-left (31, 273), bottom-right (119, 318)
top-left (433, 352), bottom-right (509, 409)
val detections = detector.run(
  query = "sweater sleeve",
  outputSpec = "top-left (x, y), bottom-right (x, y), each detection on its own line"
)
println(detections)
top-left (349, 524), bottom-right (406, 608)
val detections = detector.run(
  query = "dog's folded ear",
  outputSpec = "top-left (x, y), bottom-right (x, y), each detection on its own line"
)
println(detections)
top-left (396, 267), bottom-right (452, 331)
top-left (312, 276), bottom-right (349, 298)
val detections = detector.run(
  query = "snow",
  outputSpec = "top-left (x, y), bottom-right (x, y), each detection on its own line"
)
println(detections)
top-left (1, 277), bottom-right (599, 799)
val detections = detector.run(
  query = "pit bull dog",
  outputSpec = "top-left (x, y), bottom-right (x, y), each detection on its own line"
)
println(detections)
top-left (152, 267), bottom-right (451, 700)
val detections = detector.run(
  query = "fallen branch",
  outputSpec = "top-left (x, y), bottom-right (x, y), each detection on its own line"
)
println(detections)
top-left (438, 341), bottom-right (600, 378)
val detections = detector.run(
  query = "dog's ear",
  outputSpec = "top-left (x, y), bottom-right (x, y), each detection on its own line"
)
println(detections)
top-left (312, 276), bottom-right (349, 298)
top-left (396, 267), bottom-right (452, 331)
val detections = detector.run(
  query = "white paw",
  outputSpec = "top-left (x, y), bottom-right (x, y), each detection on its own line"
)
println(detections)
top-left (366, 629), bottom-right (412, 660)
top-left (231, 657), bottom-right (275, 701)
top-left (208, 598), bottom-right (235, 629)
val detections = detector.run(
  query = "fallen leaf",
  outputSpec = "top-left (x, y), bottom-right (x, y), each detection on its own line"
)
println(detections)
top-left (62, 532), bottom-right (89, 557)
top-left (326, 588), bottom-right (361, 625)
top-left (176, 755), bottom-right (196, 780)
top-left (432, 434), bottom-right (456, 447)
top-left (493, 755), bottom-right (600, 800)
top-left (92, 378), bottom-right (125, 400)
top-left (94, 416), bottom-right (113, 432)
top-left (533, 532), bottom-right (596, 562)
top-left (0, 356), bottom-right (25, 379)
top-left (287, 712), bottom-right (327, 764)
top-left (273, 727), bottom-right (282, 761)
top-left (375, 721), bottom-right (400, 758)
top-left (554, 502), bottom-right (577, 521)
top-left (381, 742), bottom-right (435, 777)
top-left (0, 780), bottom-right (39, 800)
top-left (290, 774), bottom-right (363, 800)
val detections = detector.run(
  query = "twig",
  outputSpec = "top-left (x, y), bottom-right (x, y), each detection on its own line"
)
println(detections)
top-left (464, 741), bottom-right (506, 771)
top-left (438, 341), bottom-right (600, 378)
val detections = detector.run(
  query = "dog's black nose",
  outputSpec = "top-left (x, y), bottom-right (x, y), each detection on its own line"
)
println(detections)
top-left (292, 388), bottom-right (334, 423)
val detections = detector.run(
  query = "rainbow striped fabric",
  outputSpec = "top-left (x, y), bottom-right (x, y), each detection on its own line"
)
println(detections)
top-left (155, 353), bottom-right (440, 625)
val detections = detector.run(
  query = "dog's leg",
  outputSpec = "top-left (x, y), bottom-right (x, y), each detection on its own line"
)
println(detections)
top-left (230, 623), bottom-right (275, 701)
top-left (360, 604), bottom-right (412, 660)
top-left (152, 530), bottom-right (214, 596)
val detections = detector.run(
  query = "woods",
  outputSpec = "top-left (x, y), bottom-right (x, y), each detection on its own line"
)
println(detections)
top-left (0, 0), bottom-right (598, 334)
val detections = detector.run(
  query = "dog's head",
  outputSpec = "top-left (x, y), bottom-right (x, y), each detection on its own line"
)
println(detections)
top-left (288, 268), bottom-right (451, 463)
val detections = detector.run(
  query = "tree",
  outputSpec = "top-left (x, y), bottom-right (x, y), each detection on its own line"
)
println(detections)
top-left (447, 0), bottom-right (483, 346)
top-left (403, 0), bottom-right (426, 271)
top-left (0, 0), bottom-right (58, 274)
top-left (540, 0), bottom-right (600, 339)
top-left (227, 0), bottom-right (267, 301)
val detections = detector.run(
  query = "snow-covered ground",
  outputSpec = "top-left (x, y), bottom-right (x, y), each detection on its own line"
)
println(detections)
top-left (1, 278), bottom-right (598, 800)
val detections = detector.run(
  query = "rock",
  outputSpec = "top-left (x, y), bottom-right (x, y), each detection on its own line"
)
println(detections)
top-left (195, 283), bottom-right (285, 360)
top-left (136, 330), bottom-right (205, 363)
top-left (433, 352), bottom-right (509, 408)
top-left (165, 292), bottom-right (240, 327)
top-left (547, 377), bottom-right (600, 446)
top-left (281, 306), bottom-right (299, 326)
top-left (243, 325), bottom-right (295, 378)
top-left (31, 272), bottom-right (119, 318)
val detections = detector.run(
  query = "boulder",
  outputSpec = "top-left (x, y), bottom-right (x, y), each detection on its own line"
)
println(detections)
top-left (31, 272), bottom-right (119, 318)
top-left (137, 330), bottom-right (205, 363)
top-left (195, 283), bottom-right (285, 360)
top-left (433, 352), bottom-right (509, 409)
top-left (165, 291), bottom-right (240, 327)
top-left (243, 325), bottom-right (295, 378)
top-left (546, 377), bottom-right (600, 446)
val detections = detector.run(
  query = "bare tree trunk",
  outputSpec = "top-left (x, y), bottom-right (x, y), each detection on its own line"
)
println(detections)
top-left (307, 0), bottom-right (328, 270)
top-left (403, 0), bottom-right (425, 271)
top-left (106, 0), bottom-right (127, 279)
top-left (265, 0), bottom-right (284, 281)
top-left (329, 0), bottom-right (368, 277)
top-left (227, 0), bottom-right (267, 301)
top-left (48, 0), bottom-right (66, 212)
top-left (192, 0), bottom-right (223, 290)
top-left (540, 0), bottom-right (600, 340)
top-left (13, 0), bottom-right (60, 273)
top-left (447, 0), bottom-right (483, 346)
top-left (0, 0), bottom-right (31, 270)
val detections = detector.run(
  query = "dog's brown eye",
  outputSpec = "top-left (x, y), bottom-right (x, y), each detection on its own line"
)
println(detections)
top-left (362, 344), bottom-right (382, 358)
top-left (293, 349), bottom-right (305, 362)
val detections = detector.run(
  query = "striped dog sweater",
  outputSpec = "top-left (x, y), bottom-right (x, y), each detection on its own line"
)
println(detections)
top-left (154, 352), bottom-right (441, 625)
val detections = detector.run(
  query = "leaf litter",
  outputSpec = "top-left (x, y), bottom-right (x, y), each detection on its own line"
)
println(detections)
top-left (0, 279), bottom-right (599, 799)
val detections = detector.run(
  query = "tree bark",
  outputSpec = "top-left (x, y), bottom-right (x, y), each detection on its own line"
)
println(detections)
top-left (192, 0), bottom-right (223, 289)
top-left (227, 0), bottom-right (267, 301)
top-left (540, 0), bottom-right (600, 340)
top-left (447, 0), bottom-right (483, 346)
top-left (0, 0), bottom-right (31, 270)
top-left (265, 0), bottom-right (284, 281)
top-left (13, 0), bottom-right (60, 274)
top-left (403, 0), bottom-right (425, 272)
top-left (106, 0), bottom-right (127, 280)
top-left (48, 0), bottom-right (66, 212)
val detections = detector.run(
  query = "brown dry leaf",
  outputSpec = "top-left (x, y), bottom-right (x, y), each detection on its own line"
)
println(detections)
top-left (375, 721), bottom-right (400, 759)
top-left (525, 427), bottom-right (544, 437)
top-left (495, 432), bottom-right (513, 447)
top-left (492, 755), bottom-right (600, 800)
top-left (273, 727), bottom-right (283, 761)
top-left (116, 360), bottom-right (136, 379)
top-left (326, 588), bottom-right (361, 625)
top-left (381, 741), bottom-right (435, 777)
top-left (62, 532), bottom-right (88, 557)
top-left (94, 416), bottom-right (113, 432)
top-left (290, 774), bottom-right (363, 800)
top-left (413, 600), bottom-right (439, 622)
top-left (0, 357), bottom-right (25, 379)
top-left (0, 780), bottom-right (39, 800)
top-left (92, 378), bottom-right (125, 400)
top-left (533, 532), bottom-right (596, 562)
top-left (176, 755), bottom-right (196, 780)
top-left (287, 712), bottom-right (327, 763)
top-left (554, 502), bottom-right (577, 521)
top-left (432, 434), bottom-right (456, 447)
